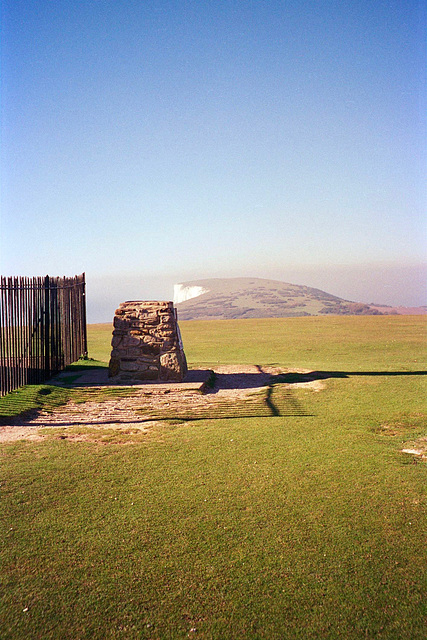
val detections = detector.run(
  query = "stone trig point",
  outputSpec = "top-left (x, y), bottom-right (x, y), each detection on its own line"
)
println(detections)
top-left (108, 301), bottom-right (187, 382)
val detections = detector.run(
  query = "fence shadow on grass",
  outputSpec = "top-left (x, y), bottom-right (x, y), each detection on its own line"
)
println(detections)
top-left (272, 370), bottom-right (427, 384)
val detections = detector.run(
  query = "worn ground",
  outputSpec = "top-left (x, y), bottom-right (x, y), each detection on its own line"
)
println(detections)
top-left (0, 365), bottom-right (325, 444)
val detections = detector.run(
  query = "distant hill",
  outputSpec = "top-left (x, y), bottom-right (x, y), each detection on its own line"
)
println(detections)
top-left (173, 277), bottom-right (412, 321)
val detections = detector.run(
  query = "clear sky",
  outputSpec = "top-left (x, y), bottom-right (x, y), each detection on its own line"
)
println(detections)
top-left (1, 1), bottom-right (426, 321)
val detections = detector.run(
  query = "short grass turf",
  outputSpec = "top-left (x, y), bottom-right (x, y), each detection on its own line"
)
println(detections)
top-left (0, 315), bottom-right (426, 639)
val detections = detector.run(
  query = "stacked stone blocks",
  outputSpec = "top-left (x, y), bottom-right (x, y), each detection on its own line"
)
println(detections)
top-left (108, 301), bottom-right (187, 382)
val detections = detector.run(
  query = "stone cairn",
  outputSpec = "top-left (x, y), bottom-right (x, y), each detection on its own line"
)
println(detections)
top-left (108, 301), bottom-right (187, 382)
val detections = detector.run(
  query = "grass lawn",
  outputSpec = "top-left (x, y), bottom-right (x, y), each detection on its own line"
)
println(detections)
top-left (0, 316), bottom-right (426, 639)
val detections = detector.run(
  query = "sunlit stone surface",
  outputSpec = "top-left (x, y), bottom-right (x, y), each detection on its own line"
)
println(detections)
top-left (108, 301), bottom-right (187, 382)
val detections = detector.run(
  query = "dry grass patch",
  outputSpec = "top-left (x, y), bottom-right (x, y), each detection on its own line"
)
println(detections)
top-left (37, 424), bottom-right (159, 445)
top-left (376, 413), bottom-right (427, 462)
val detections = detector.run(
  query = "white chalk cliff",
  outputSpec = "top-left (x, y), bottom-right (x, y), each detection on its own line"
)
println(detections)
top-left (173, 284), bottom-right (209, 304)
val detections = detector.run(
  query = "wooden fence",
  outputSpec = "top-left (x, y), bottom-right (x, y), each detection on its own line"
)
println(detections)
top-left (0, 274), bottom-right (87, 397)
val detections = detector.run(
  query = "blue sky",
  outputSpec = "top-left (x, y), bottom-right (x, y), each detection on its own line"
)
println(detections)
top-left (1, 1), bottom-right (426, 321)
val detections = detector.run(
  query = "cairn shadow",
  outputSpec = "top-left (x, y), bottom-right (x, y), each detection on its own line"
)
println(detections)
top-left (203, 368), bottom-right (427, 418)
top-left (207, 370), bottom-right (272, 391)
top-left (203, 369), bottom-right (427, 394)
top-left (206, 367), bottom-right (309, 417)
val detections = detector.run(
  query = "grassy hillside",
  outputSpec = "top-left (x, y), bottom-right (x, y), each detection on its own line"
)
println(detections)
top-left (175, 277), bottom-right (383, 320)
top-left (1, 316), bottom-right (426, 639)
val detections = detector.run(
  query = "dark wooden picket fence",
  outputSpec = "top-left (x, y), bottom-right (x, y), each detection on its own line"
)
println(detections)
top-left (0, 274), bottom-right (87, 396)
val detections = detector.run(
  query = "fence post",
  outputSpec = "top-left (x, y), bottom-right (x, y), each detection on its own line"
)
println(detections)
top-left (82, 273), bottom-right (88, 357)
top-left (44, 275), bottom-right (50, 379)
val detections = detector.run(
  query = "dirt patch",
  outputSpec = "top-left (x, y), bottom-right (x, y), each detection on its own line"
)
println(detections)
top-left (401, 436), bottom-right (427, 461)
top-left (0, 366), bottom-right (321, 443)
top-left (0, 425), bottom-right (43, 443)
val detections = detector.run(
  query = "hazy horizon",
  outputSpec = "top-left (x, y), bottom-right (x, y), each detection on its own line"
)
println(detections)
top-left (1, 1), bottom-right (425, 319)
top-left (86, 263), bottom-right (426, 323)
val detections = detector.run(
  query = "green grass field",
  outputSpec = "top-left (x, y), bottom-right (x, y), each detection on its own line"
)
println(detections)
top-left (1, 316), bottom-right (426, 639)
